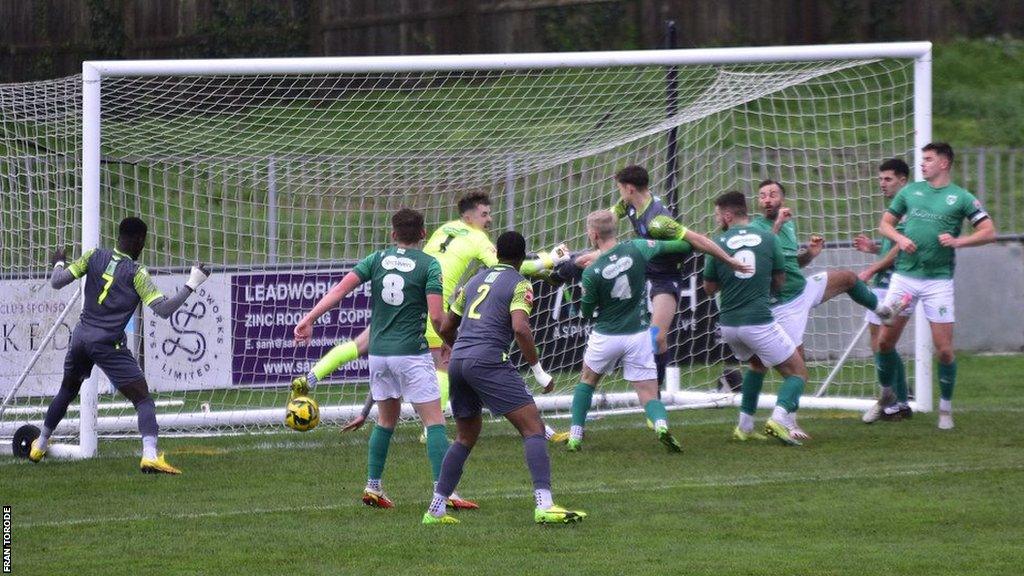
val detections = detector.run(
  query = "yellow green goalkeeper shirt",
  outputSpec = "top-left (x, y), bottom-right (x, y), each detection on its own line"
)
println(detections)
top-left (424, 220), bottom-right (499, 309)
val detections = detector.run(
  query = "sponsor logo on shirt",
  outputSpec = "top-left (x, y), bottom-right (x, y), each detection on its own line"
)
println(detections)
top-left (725, 233), bottom-right (763, 250)
top-left (601, 256), bottom-right (634, 278)
top-left (381, 255), bottom-right (416, 272)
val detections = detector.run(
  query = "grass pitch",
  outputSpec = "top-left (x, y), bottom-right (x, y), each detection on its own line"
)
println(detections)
top-left (3, 353), bottom-right (1023, 575)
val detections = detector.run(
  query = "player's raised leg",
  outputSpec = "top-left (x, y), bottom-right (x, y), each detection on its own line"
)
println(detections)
top-left (292, 328), bottom-right (369, 397)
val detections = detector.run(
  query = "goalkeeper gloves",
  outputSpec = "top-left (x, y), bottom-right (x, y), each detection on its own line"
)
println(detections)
top-left (537, 243), bottom-right (571, 269)
top-left (531, 363), bottom-right (555, 394)
top-left (186, 263), bottom-right (211, 291)
top-left (647, 215), bottom-right (688, 241)
top-left (50, 246), bottom-right (67, 268)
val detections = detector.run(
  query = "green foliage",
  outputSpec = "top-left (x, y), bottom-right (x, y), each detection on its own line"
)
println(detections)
top-left (933, 36), bottom-right (1024, 147)
top-left (193, 0), bottom-right (310, 58)
top-left (3, 354), bottom-right (1023, 575)
top-left (537, 3), bottom-right (640, 52)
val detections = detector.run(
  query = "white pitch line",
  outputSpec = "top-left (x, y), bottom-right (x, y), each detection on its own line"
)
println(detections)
top-left (17, 461), bottom-right (1023, 530)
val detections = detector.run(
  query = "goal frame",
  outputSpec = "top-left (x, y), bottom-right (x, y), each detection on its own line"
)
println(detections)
top-left (68, 41), bottom-right (933, 458)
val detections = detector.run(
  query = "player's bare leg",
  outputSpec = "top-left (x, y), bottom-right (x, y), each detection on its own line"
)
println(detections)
top-left (930, 321), bottom-right (957, 430)
top-left (822, 269), bottom-right (907, 321)
top-left (567, 365), bottom-right (602, 451)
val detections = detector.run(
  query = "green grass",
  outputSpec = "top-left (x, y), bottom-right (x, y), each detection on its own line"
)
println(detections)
top-left (3, 353), bottom-right (1023, 575)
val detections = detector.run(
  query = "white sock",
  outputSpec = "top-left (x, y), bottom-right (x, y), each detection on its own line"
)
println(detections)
top-left (428, 493), bottom-right (447, 517)
top-left (534, 488), bottom-right (553, 510)
top-left (37, 426), bottom-right (53, 451)
top-left (898, 401), bottom-right (910, 409)
top-left (939, 399), bottom-right (952, 413)
top-left (142, 435), bottom-right (158, 460)
top-left (569, 425), bottom-right (584, 441)
top-left (771, 405), bottom-right (789, 423)
top-left (654, 419), bottom-right (667, 431)
top-left (738, 412), bottom-right (754, 432)
top-left (544, 424), bottom-right (556, 440)
top-left (366, 478), bottom-right (382, 492)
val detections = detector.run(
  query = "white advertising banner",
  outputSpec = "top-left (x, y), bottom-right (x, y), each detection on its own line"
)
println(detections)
top-left (144, 274), bottom-right (232, 392)
top-left (0, 280), bottom-right (81, 398)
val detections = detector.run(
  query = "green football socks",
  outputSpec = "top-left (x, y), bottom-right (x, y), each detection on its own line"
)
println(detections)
top-left (776, 375), bottom-right (806, 413)
top-left (367, 424), bottom-right (394, 481)
top-left (740, 369), bottom-right (766, 415)
top-left (847, 279), bottom-right (878, 310)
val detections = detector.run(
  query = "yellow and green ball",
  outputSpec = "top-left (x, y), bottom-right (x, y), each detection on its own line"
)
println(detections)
top-left (285, 396), bottom-right (320, 431)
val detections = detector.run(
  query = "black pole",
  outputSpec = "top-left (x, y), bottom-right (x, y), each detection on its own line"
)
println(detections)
top-left (664, 20), bottom-right (680, 217)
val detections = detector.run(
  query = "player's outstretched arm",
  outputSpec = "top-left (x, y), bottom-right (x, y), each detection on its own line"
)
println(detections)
top-left (341, 393), bottom-right (375, 432)
top-left (294, 271), bottom-right (360, 344)
top-left (683, 229), bottom-right (753, 275)
top-left (146, 263), bottom-right (211, 319)
top-left (519, 244), bottom-right (571, 277)
top-left (512, 309), bottom-right (554, 393)
top-left (49, 247), bottom-right (92, 290)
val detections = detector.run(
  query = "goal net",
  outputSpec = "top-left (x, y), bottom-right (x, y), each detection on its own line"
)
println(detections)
top-left (0, 44), bottom-right (931, 456)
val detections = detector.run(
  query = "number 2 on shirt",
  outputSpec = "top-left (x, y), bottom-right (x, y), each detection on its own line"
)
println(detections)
top-left (467, 284), bottom-right (491, 319)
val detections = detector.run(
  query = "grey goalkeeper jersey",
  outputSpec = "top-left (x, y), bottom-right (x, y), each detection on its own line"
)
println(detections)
top-left (67, 247), bottom-right (164, 345)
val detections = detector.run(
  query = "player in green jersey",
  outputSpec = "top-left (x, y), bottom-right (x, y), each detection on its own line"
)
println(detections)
top-left (853, 159), bottom-right (915, 422)
top-left (576, 165), bottom-right (744, 391)
top-left (294, 192), bottom-right (569, 445)
top-left (702, 192), bottom-right (810, 446)
top-left (748, 179), bottom-right (908, 439)
top-left (877, 143), bottom-right (996, 430)
top-left (294, 209), bottom-right (476, 510)
top-left (566, 210), bottom-right (751, 452)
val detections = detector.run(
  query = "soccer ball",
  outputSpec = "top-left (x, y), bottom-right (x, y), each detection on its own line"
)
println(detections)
top-left (285, 396), bottom-right (320, 431)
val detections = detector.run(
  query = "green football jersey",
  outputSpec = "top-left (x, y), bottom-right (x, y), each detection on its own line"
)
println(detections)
top-left (352, 246), bottom-right (442, 356)
top-left (581, 239), bottom-right (691, 335)
top-left (750, 214), bottom-right (805, 304)
top-left (887, 181), bottom-right (989, 279)
top-left (872, 220), bottom-right (905, 289)
top-left (703, 226), bottom-right (784, 327)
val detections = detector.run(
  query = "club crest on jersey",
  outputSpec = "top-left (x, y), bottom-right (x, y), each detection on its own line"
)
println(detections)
top-left (601, 256), bottom-right (634, 278)
top-left (381, 255), bottom-right (416, 272)
top-left (725, 233), bottom-right (762, 250)
top-left (946, 195), bottom-right (957, 205)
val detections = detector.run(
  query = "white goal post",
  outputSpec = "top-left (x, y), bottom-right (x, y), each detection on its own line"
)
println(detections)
top-left (1, 41), bottom-right (933, 459)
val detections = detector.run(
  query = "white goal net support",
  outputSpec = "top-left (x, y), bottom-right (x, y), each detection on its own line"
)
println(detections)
top-left (1, 43), bottom-right (934, 458)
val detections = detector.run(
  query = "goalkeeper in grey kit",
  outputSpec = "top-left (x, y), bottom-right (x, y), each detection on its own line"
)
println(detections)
top-left (27, 217), bottom-right (210, 474)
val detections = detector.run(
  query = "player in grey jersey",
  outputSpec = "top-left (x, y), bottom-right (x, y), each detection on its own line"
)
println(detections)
top-left (421, 231), bottom-right (586, 526)
top-left (29, 217), bottom-right (210, 473)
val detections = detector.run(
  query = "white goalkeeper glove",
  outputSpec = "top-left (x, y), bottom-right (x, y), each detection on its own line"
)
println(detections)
top-left (530, 363), bottom-right (554, 394)
top-left (186, 262), bottom-right (211, 291)
top-left (539, 243), bottom-right (571, 269)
